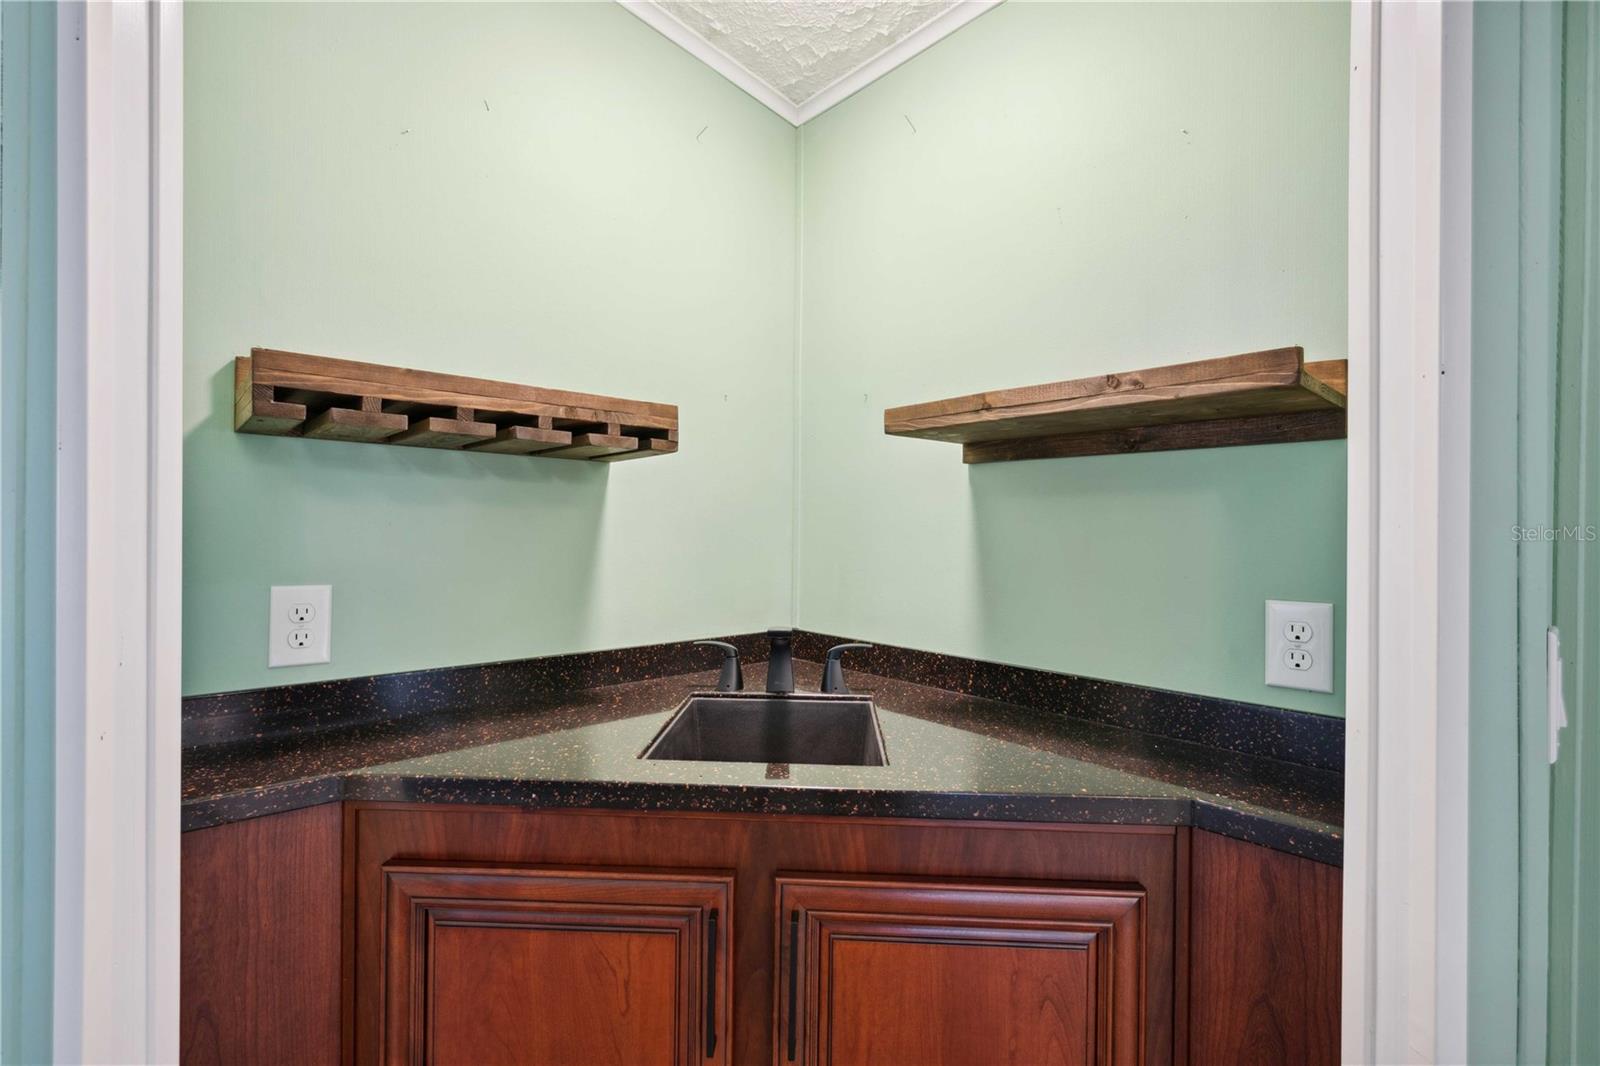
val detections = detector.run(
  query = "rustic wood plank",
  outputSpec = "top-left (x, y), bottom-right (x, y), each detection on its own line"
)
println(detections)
top-left (389, 415), bottom-right (496, 449)
top-left (232, 349), bottom-right (677, 462)
top-left (542, 431), bottom-right (639, 460)
top-left (233, 358), bottom-right (306, 434)
top-left (251, 348), bottom-right (676, 430)
top-left (593, 438), bottom-right (679, 462)
top-left (886, 349), bottom-right (1347, 442)
top-left (302, 405), bottom-right (407, 443)
top-left (963, 409), bottom-right (1348, 463)
top-left (1304, 359), bottom-right (1347, 396)
top-left (884, 348), bottom-right (1303, 438)
top-left (468, 424), bottom-right (574, 455)
top-left (884, 348), bottom-right (1348, 460)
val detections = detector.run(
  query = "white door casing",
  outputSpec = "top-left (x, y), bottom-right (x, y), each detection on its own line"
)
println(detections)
top-left (52, 2), bottom-right (182, 1062)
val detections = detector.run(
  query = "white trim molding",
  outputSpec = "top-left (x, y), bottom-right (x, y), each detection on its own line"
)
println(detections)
top-left (1341, 5), bottom-right (1378, 1056)
top-left (150, 1), bottom-right (185, 1059)
top-left (1343, 1), bottom-right (1475, 1062)
top-left (619, 0), bottom-right (802, 123)
top-left (617, 0), bottom-right (1002, 126)
top-left (794, 1), bottom-right (1000, 124)
top-left (1435, 5), bottom-right (1475, 1060)
top-left (53, 2), bottom-right (182, 1062)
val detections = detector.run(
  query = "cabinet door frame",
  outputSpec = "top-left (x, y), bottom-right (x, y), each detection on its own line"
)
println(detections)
top-left (381, 861), bottom-right (733, 1066)
top-left (349, 805), bottom-right (1180, 1064)
top-left (773, 874), bottom-right (1146, 1066)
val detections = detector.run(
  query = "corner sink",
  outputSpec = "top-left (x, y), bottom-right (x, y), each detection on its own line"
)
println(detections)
top-left (641, 691), bottom-right (887, 767)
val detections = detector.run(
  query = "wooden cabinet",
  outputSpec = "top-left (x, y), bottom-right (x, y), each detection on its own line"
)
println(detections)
top-left (181, 803), bottom-right (342, 1066)
top-left (1188, 831), bottom-right (1341, 1066)
top-left (381, 864), bottom-right (731, 1066)
top-left (349, 807), bottom-right (1179, 1065)
top-left (775, 876), bottom-right (1146, 1066)
top-left (182, 803), bottom-right (1340, 1066)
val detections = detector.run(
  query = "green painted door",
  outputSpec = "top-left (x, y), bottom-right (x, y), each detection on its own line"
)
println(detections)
top-left (1549, 5), bottom-right (1600, 1063)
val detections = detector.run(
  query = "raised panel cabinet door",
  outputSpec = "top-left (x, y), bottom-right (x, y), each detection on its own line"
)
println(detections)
top-left (774, 876), bottom-right (1147, 1066)
top-left (382, 862), bottom-right (732, 1066)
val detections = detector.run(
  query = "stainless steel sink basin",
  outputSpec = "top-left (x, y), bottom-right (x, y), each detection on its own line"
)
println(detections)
top-left (641, 691), bottom-right (887, 766)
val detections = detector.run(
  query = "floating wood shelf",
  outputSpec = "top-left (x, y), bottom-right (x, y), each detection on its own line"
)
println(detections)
top-left (234, 348), bottom-right (677, 463)
top-left (884, 347), bottom-right (1346, 463)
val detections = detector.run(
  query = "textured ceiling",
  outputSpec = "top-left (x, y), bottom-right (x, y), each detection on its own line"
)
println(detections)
top-left (650, 1), bottom-right (962, 108)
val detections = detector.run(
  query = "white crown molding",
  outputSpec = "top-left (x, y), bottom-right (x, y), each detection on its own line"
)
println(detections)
top-left (794, 0), bottom-right (1002, 124)
top-left (619, 1), bottom-right (803, 125)
top-left (618, 0), bottom-right (1003, 128)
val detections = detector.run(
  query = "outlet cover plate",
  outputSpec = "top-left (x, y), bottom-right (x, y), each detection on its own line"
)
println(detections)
top-left (1265, 599), bottom-right (1333, 693)
top-left (270, 584), bottom-right (331, 668)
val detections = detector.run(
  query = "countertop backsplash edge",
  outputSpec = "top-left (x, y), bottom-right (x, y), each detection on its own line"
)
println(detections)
top-left (184, 630), bottom-right (1343, 772)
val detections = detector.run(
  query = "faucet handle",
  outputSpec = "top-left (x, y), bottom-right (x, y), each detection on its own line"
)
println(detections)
top-left (821, 643), bottom-right (873, 694)
top-left (694, 641), bottom-right (743, 692)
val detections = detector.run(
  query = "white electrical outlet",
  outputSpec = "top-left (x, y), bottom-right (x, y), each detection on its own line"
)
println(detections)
top-left (270, 584), bottom-right (331, 668)
top-left (1265, 600), bottom-right (1333, 693)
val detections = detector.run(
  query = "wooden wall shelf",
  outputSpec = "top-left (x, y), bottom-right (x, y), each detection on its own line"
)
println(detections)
top-left (234, 349), bottom-right (677, 463)
top-left (883, 347), bottom-right (1346, 463)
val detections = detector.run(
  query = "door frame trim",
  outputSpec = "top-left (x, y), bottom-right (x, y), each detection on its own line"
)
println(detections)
top-left (51, 2), bottom-right (182, 1061)
top-left (42, 4), bottom-right (1483, 1061)
top-left (1342, 2), bottom-right (1475, 1061)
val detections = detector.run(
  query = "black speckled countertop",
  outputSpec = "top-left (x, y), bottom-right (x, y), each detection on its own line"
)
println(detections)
top-left (183, 658), bottom-right (1343, 864)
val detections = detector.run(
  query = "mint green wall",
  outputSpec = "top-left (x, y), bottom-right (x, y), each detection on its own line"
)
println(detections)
top-left (795, 2), bottom-right (1349, 715)
top-left (187, 2), bottom-right (1354, 717)
top-left (1550, 4), bottom-right (1600, 1060)
top-left (184, 2), bottom-right (798, 695)
top-left (0, 3), bottom-right (55, 1061)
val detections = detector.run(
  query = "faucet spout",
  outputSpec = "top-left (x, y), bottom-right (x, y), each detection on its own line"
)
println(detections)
top-left (821, 643), bottom-right (873, 694)
top-left (765, 628), bottom-right (795, 693)
top-left (694, 641), bottom-right (743, 692)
